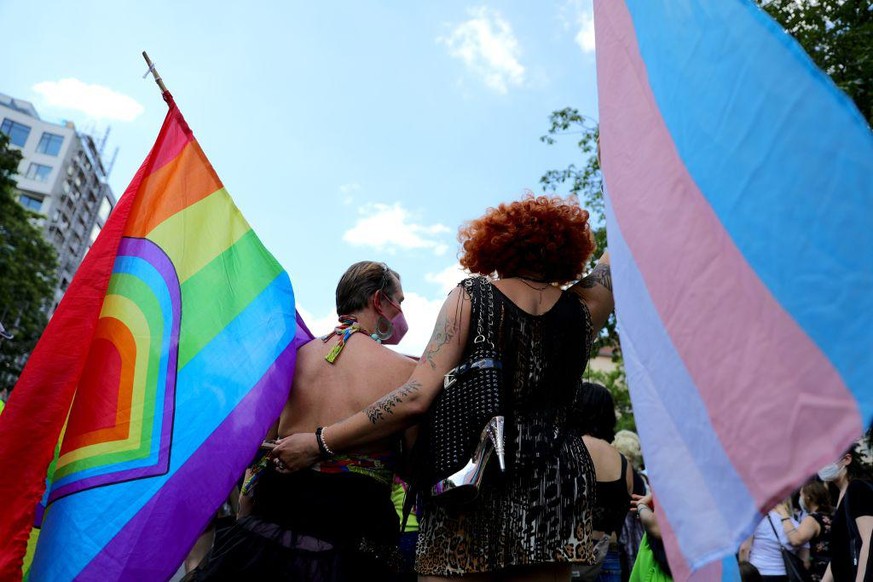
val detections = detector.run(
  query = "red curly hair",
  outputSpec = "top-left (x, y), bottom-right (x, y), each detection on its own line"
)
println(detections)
top-left (458, 194), bottom-right (595, 284)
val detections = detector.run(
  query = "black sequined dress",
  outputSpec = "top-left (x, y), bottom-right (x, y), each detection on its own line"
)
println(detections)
top-left (415, 278), bottom-right (597, 575)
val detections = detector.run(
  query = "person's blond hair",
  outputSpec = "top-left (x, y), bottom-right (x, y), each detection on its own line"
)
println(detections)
top-left (612, 430), bottom-right (643, 471)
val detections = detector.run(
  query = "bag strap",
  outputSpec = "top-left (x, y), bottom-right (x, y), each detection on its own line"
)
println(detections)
top-left (465, 276), bottom-right (496, 353)
top-left (766, 513), bottom-right (791, 551)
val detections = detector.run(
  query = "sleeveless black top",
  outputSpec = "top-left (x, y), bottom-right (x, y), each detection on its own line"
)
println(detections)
top-left (592, 453), bottom-right (631, 535)
top-left (488, 283), bottom-right (594, 470)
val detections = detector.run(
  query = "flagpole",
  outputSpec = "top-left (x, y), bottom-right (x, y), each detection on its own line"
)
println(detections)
top-left (141, 51), bottom-right (169, 94)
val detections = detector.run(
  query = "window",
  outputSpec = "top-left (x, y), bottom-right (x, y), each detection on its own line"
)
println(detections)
top-left (18, 194), bottom-right (43, 212)
top-left (1, 118), bottom-right (31, 147)
top-left (36, 132), bottom-right (64, 156)
top-left (98, 197), bottom-right (112, 222)
top-left (90, 224), bottom-right (101, 244)
top-left (25, 163), bottom-right (52, 182)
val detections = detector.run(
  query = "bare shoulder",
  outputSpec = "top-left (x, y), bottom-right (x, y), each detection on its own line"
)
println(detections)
top-left (568, 253), bottom-right (614, 336)
top-left (582, 435), bottom-right (624, 480)
top-left (420, 285), bottom-right (472, 370)
top-left (348, 335), bottom-right (416, 378)
top-left (377, 345), bottom-right (418, 374)
top-left (293, 338), bottom-right (328, 371)
top-left (582, 434), bottom-right (613, 458)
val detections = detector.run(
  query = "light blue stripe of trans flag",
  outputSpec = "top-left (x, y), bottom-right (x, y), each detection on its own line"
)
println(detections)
top-left (625, 0), bottom-right (873, 420)
top-left (721, 554), bottom-right (742, 581)
top-left (606, 194), bottom-right (761, 569)
top-left (49, 255), bottom-right (172, 491)
top-left (31, 272), bottom-right (296, 581)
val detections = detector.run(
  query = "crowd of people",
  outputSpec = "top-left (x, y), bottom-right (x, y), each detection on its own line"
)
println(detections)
top-left (176, 195), bottom-right (871, 582)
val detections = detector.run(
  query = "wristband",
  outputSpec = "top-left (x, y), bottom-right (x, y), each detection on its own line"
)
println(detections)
top-left (315, 426), bottom-right (335, 458)
top-left (637, 503), bottom-right (652, 515)
top-left (781, 517), bottom-right (791, 522)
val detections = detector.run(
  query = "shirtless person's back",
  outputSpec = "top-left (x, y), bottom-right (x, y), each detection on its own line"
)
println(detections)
top-left (277, 332), bottom-right (415, 453)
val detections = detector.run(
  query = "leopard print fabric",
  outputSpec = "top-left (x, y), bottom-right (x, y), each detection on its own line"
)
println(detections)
top-left (415, 432), bottom-right (597, 575)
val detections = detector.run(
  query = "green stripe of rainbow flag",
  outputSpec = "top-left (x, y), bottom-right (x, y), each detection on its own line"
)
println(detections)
top-left (5, 92), bottom-right (310, 580)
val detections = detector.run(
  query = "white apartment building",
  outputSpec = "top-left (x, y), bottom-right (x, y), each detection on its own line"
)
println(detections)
top-left (1, 92), bottom-right (116, 310)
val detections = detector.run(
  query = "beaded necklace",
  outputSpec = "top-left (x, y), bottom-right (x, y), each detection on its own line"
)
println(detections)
top-left (322, 315), bottom-right (374, 363)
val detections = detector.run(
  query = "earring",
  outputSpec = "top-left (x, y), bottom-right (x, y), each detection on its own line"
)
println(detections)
top-left (371, 315), bottom-right (393, 343)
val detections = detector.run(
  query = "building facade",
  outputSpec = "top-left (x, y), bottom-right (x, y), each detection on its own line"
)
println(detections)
top-left (1, 92), bottom-right (116, 310)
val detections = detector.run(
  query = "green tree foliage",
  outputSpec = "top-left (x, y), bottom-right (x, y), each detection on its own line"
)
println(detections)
top-left (539, 108), bottom-right (632, 430)
top-left (0, 133), bottom-right (58, 390)
top-left (759, 0), bottom-right (873, 125)
top-left (539, 108), bottom-right (619, 362)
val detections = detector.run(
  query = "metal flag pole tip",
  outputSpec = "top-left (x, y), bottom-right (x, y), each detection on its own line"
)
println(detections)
top-left (141, 51), bottom-right (169, 94)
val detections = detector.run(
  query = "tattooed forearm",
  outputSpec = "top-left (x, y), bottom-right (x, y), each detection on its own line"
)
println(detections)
top-left (579, 263), bottom-right (612, 292)
top-left (365, 380), bottom-right (422, 424)
top-left (421, 307), bottom-right (456, 369)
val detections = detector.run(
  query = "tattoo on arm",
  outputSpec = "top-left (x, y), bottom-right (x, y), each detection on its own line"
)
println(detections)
top-left (365, 380), bottom-right (422, 425)
top-left (579, 263), bottom-right (612, 292)
top-left (421, 304), bottom-right (456, 370)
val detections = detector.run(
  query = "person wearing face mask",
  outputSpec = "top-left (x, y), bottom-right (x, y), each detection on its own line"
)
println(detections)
top-left (820, 436), bottom-right (873, 582)
top-left (186, 261), bottom-right (416, 580)
top-left (775, 481), bottom-right (833, 581)
top-left (274, 195), bottom-right (616, 580)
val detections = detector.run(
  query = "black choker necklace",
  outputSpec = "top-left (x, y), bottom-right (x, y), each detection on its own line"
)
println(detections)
top-left (515, 278), bottom-right (551, 291)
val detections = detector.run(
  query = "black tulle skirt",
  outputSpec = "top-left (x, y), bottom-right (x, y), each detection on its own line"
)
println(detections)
top-left (185, 467), bottom-right (400, 581)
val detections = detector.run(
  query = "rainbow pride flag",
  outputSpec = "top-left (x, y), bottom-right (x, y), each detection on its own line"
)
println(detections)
top-left (594, 1), bottom-right (872, 579)
top-left (0, 92), bottom-right (312, 580)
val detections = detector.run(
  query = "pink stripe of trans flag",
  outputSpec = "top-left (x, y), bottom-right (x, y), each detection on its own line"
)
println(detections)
top-left (595, 0), bottom-right (861, 508)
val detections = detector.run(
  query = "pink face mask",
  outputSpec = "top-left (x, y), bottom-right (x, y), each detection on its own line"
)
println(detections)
top-left (381, 294), bottom-right (408, 345)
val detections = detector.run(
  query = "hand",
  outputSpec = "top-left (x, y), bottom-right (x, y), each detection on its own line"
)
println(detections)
top-left (268, 433), bottom-right (320, 473)
top-left (631, 492), bottom-right (654, 514)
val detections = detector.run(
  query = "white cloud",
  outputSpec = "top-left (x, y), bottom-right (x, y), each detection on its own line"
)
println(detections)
top-left (32, 78), bottom-right (144, 122)
top-left (426, 263), bottom-right (469, 295)
top-left (386, 291), bottom-right (446, 358)
top-left (439, 7), bottom-right (525, 94)
top-left (342, 203), bottom-right (451, 255)
top-left (575, 10), bottom-right (596, 54)
top-left (559, 0), bottom-right (596, 55)
top-left (296, 305), bottom-right (338, 339)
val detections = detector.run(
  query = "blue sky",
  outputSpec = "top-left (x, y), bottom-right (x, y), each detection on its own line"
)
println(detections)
top-left (0, 0), bottom-right (600, 355)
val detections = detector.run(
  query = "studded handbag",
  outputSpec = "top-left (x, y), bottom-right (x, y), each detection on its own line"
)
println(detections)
top-left (423, 276), bottom-right (506, 503)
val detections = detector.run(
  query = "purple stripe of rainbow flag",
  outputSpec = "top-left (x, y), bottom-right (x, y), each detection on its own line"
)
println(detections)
top-left (25, 93), bottom-right (312, 580)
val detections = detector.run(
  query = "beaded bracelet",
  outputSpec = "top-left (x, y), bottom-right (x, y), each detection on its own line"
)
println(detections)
top-left (315, 426), bottom-right (335, 458)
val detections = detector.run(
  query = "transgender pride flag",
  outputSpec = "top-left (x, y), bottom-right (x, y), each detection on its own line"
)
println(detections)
top-left (0, 92), bottom-right (312, 580)
top-left (594, 1), bottom-right (873, 579)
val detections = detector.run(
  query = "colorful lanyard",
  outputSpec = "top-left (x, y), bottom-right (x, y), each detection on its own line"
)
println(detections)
top-left (322, 315), bottom-right (372, 364)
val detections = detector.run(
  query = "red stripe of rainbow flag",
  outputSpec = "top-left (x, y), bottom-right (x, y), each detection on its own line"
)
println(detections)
top-left (0, 92), bottom-right (311, 580)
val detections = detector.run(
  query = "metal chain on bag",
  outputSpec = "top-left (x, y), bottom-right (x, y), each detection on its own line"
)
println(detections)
top-left (469, 276), bottom-right (495, 351)
top-left (426, 276), bottom-right (504, 483)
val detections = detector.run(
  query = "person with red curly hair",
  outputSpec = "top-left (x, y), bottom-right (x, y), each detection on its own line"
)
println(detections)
top-left (273, 194), bottom-right (615, 581)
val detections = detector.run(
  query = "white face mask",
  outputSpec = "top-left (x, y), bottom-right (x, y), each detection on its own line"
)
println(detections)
top-left (817, 461), bottom-right (845, 482)
top-left (798, 496), bottom-right (809, 513)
